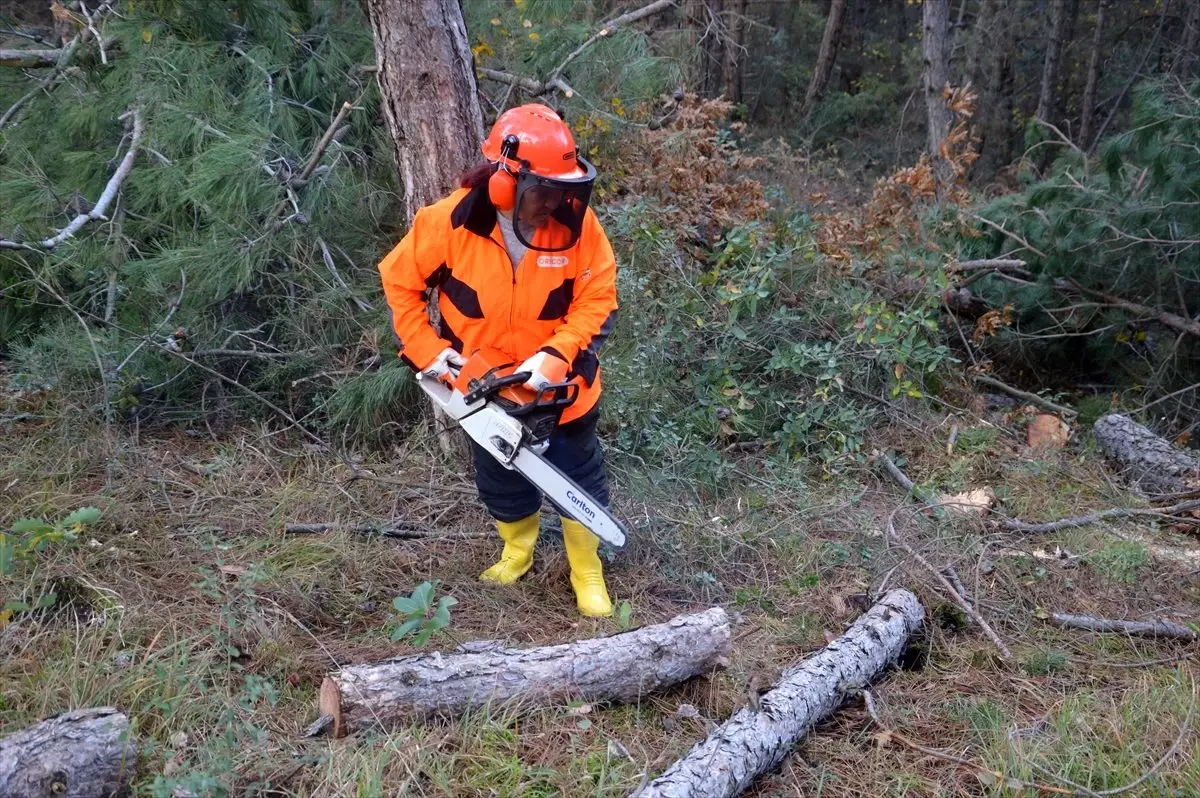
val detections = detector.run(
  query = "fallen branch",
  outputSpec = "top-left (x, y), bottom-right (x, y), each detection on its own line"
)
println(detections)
top-left (0, 47), bottom-right (62, 67)
top-left (479, 67), bottom-right (577, 99)
top-left (971, 374), bottom-right (1076, 418)
top-left (1062, 278), bottom-right (1200, 339)
top-left (0, 107), bottom-right (143, 251)
top-left (319, 607), bottom-right (731, 735)
top-left (1001, 498), bottom-right (1200, 534)
top-left (1093, 413), bottom-right (1200, 494)
top-left (547, 0), bottom-right (677, 83)
top-left (291, 100), bottom-right (353, 188)
top-left (0, 708), bottom-right (136, 797)
top-left (479, 0), bottom-right (675, 100)
top-left (885, 508), bottom-right (1013, 660)
top-left (875, 451), bottom-right (935, 505)
top-left (1048, 612), bottom-right (1197, 642)
top-left (284, 521), bottom-right (486, 539)
top-left (635, 590), bottom-right (924, 798)
top-left (955, 258), bottom-right (1029, 272)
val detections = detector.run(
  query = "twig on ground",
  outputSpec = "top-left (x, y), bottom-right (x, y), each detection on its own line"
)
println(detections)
top-left (1001, 499), bottom-right (1200, 533)
top-left (971, 374), bottom-right (1076, 418)
top-left (0, 47), bottom-right (63, 67)
top-left (886, 505), bottom-right (1013, 659)
top-left (860, 691), bottom-right (1074, 795)
top-left (284, 521), bottom-right (486, 539)
top-left (875, 451), bottom-right (935, 504)
top-left (1047, 612), bottom-right (1197, 642)
top-left (941, 564), bottom-right (972, 604)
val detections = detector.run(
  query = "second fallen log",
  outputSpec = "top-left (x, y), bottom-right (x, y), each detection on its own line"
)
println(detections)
top-left (1093, 413), bottom-right (1200, 494)
top-left (637, 589), bottom-right (924, 798)
top-left (320, 607), bottom-right (731, 735)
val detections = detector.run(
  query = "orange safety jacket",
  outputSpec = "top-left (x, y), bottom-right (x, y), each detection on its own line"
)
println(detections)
top-left (378, 183), bottom-right (618, 425)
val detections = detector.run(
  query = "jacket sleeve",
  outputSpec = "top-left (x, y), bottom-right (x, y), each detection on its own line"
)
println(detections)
top-left (540, 211), bottom-right (618, 373)
top-left (377, 204), bottom-right (451, 371)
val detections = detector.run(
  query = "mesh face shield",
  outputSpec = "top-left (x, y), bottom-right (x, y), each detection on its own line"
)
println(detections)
top-left (510, 155), bottom-right (597, 252)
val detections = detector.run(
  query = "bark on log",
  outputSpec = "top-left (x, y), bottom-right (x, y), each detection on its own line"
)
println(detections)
top-left (0, 708), bottom-right (135, 797)
top-left (321, 608), bottom-right (731, 735)
top-left (1093, 414), bottom-right (1200, 495)
top-left (636, 590), bottom-right (924, 798)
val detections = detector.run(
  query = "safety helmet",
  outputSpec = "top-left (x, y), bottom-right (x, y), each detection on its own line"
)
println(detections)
top-left (482, 104), bottom-right (597, 252)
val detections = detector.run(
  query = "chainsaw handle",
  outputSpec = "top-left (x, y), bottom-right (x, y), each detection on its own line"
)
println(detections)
top-left (462, 371), bottom-right (532, 405)
top-left (508, 381), bottom-right (579, 417)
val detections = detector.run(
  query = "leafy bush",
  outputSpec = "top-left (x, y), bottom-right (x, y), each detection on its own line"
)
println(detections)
top-left (1, 506), bottom-right (100, 626)
top-left (389, 580), bottom-right (458, 646)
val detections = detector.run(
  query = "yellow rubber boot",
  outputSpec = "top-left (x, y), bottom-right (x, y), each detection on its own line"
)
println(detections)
top-left (480, 514), bottom-right (539, 584)
top-left (561, 517), bottom-right (613, 617)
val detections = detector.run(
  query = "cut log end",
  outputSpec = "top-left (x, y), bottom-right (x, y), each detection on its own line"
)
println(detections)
top-left (318, 677), bottom-right (344, 739)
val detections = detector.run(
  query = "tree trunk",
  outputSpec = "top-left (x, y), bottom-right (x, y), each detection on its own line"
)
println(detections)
top-left (0, 708), bottom-right (135, 798)
top-left (1079, 0), bottom-right (1108, 148)
top-left (365, 0), bottom-right (483, 458)
top-left (723, 0), bottom-right (748, 104)
top-left (922, 0), bottom-right (952, 190)
top-left (1092, 413), bottom-right (1200, 495)
top-left (366, 0), bottom-right (484, 223)
top-left (1036, 0), bottom-right (1072, 125)
top-left (1173, 0), bottom-right (1200, 78)
top-left (801, 0), bottom-right (847, 121)
top-left (319, 608), bottom-right (731, 735)
top-left (637, 590), bottom-right (925, 798)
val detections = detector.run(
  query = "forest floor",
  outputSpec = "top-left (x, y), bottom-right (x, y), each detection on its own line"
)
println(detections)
top-left (2, 379), bottom-right (1199, 797)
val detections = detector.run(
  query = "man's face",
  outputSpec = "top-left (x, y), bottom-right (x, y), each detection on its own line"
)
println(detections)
top-left (518, 185), bottom-right (563, 228)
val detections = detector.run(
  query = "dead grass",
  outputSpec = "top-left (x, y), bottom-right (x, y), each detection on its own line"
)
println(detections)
top-left (2, 390), bottom-right (1198, 796)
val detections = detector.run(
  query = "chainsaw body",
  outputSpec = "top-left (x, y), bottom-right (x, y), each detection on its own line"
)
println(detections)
top-left (416, 347), bottom-right (627, 548)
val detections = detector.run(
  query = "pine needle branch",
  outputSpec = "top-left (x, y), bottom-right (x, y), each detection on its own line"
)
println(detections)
top-left (1, 107), bottom-right (143, 250)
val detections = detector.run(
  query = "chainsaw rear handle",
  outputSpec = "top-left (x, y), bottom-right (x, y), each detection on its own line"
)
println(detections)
top-left (463, 370), bottom-right (579, 414)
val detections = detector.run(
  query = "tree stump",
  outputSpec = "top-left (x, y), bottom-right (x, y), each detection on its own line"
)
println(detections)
top-left (320, 608), bottom-right (730, 735)
top-left (0, 708), bottom-right (135, 797)
top-left (637, 590), bottom-right (924, 798)
top-left (1093, 413), bottom-right (1200, 494)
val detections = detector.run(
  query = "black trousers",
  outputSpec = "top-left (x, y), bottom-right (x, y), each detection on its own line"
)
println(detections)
top-left (472, 407), bottom-right (610, 522)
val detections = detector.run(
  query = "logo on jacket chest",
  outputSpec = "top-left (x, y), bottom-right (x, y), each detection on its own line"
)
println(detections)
top-left (536, 255), bottom-right (569, 268)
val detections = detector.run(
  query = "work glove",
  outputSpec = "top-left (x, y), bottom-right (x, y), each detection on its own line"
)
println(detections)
top-left (517, 349), bottom-right (569, 392)
top-left (421, 347), bottom-right (465, 381)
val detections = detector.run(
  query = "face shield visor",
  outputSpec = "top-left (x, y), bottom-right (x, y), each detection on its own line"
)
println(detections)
top-left (510, 155), bottom-right (597, 252)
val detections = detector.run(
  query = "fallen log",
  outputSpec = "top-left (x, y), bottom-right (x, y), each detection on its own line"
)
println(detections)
top-left (1093, 413), bottom-right (1200, 494)
top-left (635, 589), bottom-right (924, 798)
top-left (320, 607), bottom-right (731, 735)
top-left (0, 707), bottom-right (136, 797)
top-left (1049, 612), bottom-right (1197, 642)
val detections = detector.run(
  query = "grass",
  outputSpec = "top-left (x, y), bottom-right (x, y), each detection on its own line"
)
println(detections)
top-left (2, 388), bottom-right (1199, 796)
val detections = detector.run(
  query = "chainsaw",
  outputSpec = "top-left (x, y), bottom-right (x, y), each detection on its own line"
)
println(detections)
top-left (416, 347), bottom-right (627, 548)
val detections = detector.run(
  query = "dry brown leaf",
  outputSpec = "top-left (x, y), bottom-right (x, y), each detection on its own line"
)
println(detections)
top-left (1027, 414), bottom-right (1070, 449)
top-left (218, 563), bottom-right (247, 578)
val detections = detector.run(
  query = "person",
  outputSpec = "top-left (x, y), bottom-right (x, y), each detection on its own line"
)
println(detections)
top-left (377, 104), bottom-right (619, 618)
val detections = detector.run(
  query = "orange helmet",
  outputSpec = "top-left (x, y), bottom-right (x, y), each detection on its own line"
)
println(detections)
top-left (482, 104), bottom-right (597, 252)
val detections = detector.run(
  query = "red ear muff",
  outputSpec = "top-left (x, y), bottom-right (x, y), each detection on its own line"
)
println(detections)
top-left (488, 168), bottom-right (517, 211)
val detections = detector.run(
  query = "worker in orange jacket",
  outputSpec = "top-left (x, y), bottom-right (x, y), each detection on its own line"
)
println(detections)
top-left (377, 104), bottom-right (618, 617)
